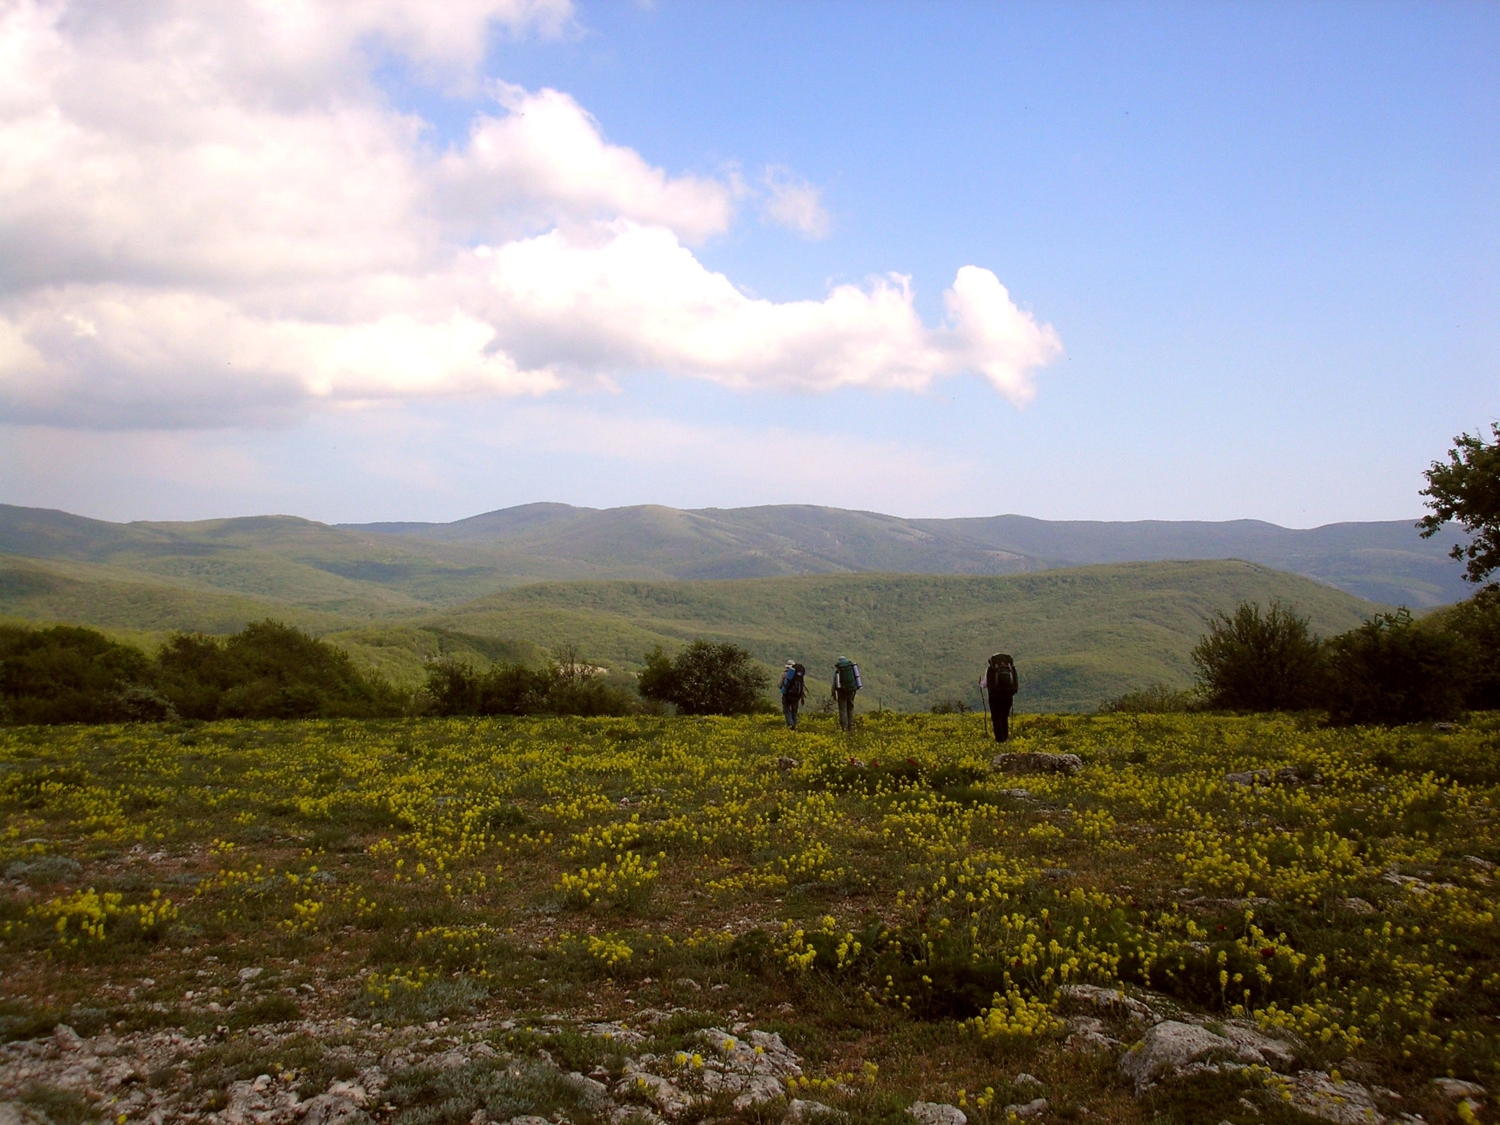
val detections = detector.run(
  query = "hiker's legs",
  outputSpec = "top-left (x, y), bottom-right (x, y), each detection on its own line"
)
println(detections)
top-left (837, 690), bottom-right (854, 732)
top-left (988, 691), bottom-right (1012, 741)
top-left (783, 701), bottom-right (798, 730)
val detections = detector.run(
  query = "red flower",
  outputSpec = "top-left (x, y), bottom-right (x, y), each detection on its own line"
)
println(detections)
top-left (1260, 947), bottom-right (1276, 959)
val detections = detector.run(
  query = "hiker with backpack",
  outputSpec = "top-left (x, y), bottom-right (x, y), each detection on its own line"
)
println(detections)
top-left (779, 660), bottom-right (807, 730)
top-left (983, 653), bottom-right (1019, 742)
top-left (832, 655), bottom-right (861, 732)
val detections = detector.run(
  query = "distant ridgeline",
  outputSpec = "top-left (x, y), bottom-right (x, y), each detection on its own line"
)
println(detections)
top-left (0, 500), bottom-right (1475, 712)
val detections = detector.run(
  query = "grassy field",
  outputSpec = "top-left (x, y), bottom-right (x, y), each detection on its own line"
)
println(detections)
top-left (1, 711), bottom-right (1495, 1124)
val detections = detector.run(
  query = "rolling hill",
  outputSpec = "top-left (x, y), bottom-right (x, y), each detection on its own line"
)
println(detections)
top-left (418, 560), bottom-right (1380, 712)
top-left (0, 501), bottom-right (1472, 612)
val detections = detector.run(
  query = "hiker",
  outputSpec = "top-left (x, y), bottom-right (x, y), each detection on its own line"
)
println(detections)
top-left (983, 653), bottom-right (1019, 742)
top-left (832, 655), bottom-right (862, 732)
top-left (779, 660), bottom-right (806, 730)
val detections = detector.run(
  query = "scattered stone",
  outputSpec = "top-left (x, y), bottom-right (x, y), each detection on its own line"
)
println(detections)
top-left (1463, 856), bottom-right (1495, 872)
top-left (1013, 1073), bottom-right (1043, 1090)
top-left (238, 967), bottom-right (264, 983)
top-left (1432, 722), bottom-right (1457, 732)
top-left (673, 978), bottom-right (702, 991)
top-left (1119, 1019), bottom-right (1296, 1093)
top-left (582, 1021), bottom-right (647, 1045)
top-left (1002, 1099), bottom-right (1048, 1118)
top-left (776, 757), bottom-right (801, 771)
top-left (997, 788), bottom-right (1032, 799)
top-left (1226, 770), bottom-right (1270, 787)
top-left (302, 1079), bottom-right (371, 1125)
top-left (1431, 1078), bottom-right (1486, 1099)
top-left (1064, 1017), bottom-right (1121, 1053)
top-left (1290, 1070), bottom-right (1385, 1124)
top-left (908, 1102), bottom-right (967, 1125)
top-left (1057, 983), bottom-right (1157, 1025)
top-left (993, 752), bottom-right (1082, 776)
top-left (785, 1100), bottom-right (843, 1121)
top-left (620, 1067), bottom-right (697, 1119)
top-left (1340, 897), bottom-right (1377, 915)
top-left (500, 1118), bottom-right (551, 1125)
top-left (4, 856), bottom-right (82, 884)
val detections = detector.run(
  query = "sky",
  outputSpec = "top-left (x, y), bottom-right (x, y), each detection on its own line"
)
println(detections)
top-left (0, 0), bottom-right (1495, 527)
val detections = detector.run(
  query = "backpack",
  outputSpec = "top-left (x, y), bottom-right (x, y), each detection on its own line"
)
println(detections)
top-left (836, 660), bottom-right (861, 693)
top-left (783, 664), bottom-right (806, 703)
top-left (987, 654), bottom-right (1018, 695)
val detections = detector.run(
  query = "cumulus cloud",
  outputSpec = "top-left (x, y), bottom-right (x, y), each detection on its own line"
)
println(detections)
top-left (0, 0), bottom-right (1062, 429)
top-left (760, 165), bottom-right (830, 239)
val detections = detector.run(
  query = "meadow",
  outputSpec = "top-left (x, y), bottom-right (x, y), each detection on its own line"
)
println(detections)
top-left (1, 710), bottom-right (1496, 1124)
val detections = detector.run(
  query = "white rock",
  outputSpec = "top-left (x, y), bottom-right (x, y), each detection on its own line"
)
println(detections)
top-left (499, 1118), bottom-right (551, 1125)
top-left (1431, 1078), bottom-right (1486, 1099)
top-left (1119, 1022), bottom-right (1236, 1092)
top-left (992, 752), bottom-right (1082, 776)
top-left (1065, 1016), bottom-right (1122, 1053)
top-left (1057, 984), bottom-right (1156, 1024)
top-left (908, 1102), bottom-right (967, 1125)
top-left (1290, 1071), bottom-right (1385, 1124)
top-left (618, 1068), bottom-right (697, 1119)
top-left (238, 967), bottom-right (263, 983)
top-left (785, 1100), bottom-right (843, 1121)
top-left (1002, 1099), bottom-right (1048, 1118)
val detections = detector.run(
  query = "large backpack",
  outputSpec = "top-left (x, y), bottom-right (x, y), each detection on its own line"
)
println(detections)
top-left (987, 653), bottom-right (1018, 695)
top-left (784, 664), bottom-right (806, 703)
top-left (836, 660), bottom-right (861, 693)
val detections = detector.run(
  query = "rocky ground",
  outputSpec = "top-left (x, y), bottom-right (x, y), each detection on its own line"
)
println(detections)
top-left (1, 982), bottom-right (1488, 1124)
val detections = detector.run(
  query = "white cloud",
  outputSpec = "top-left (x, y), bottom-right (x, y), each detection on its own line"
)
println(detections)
top-left (760, 165), bottom-right (830, 239)
top-left (0, 0), bottom-right (1062, 430)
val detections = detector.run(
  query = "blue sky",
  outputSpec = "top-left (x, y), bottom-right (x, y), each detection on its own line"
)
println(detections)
top-left (0, 0), bottom-right (1494, 525)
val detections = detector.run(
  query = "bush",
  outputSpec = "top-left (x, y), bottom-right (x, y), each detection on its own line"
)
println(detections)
top-left (1322, 608), bottom-right (1467, 725)
top-left (636, 640), bottom-right (770, 715)
top-left (156, 620), bottom-right (399, 720)
top-left (421, 656), bottom-right (639, 717)
top-left (1099, 683), bottom-right (1202, 714)
top-left (0, 624), bottom-right (160, 724)
top-left (1438, 588), bottom-right (1500, 709)
top-left (1189, 601), bottom-right (1324, 711)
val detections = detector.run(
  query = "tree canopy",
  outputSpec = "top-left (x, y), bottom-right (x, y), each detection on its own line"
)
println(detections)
top-left (1420, 421), bottom-right (1500, 589)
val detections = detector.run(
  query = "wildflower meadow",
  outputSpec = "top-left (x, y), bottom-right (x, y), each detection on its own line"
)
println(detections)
top-left (1, 710), bottom-right (1496, 1124)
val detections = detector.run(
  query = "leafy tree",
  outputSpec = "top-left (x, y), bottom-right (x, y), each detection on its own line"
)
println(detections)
top-left (1322, 608), bottom-right (1466, 725)
top-left (156, 620), bottom-right (396, 719)
top-left (637, 640), bottom-right (770, 715)
top-left (1431, 588), bottom-right (1500, 710)
top-left (1420, 421), bottom-right (1500, 589)
top-left (0, 625), bottom-right (168, 724)
top-left (1190, 601), bottom-right (1324, 711)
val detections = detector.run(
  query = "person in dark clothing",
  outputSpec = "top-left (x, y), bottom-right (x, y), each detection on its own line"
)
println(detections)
top-left (832, 655), bottom-right (861, 732)
top-left (984, 653), bottom-right (1018, 742)
top-left (778, 660), bottom-right (806, 730)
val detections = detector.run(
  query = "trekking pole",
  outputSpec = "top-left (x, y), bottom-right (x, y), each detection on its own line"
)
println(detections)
top-left (979, 678), bottom-right (989, 741)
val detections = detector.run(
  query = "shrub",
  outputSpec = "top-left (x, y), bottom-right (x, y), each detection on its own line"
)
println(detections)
top-left (0, 625), bottom-right (158, 724)
top-left (1322, 608), bottom-right (1467, 725)
top-left (421, 656), bottom-right (638, 717)
top-left (1437, 588), bottom-right (1500, 709)
top-left (1190, 601), bottom-right (1324, 711)
top-left (156, 620), bottom-right (398, 720)
top-left (636, 640), bottom-right (770, 715)
top-left (1099, 682), bottom-right (1202, 714)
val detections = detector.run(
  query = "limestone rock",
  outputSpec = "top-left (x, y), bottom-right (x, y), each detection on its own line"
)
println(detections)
top-left (908, 1102), bottom-right (967, 1125)
top-left (1290, 1070), bottom-right (1385, 1124)
top-left (1120, 1022), bottom-right (1235, 1092)
top-left (1002, 1099), bottom-right (1048, 1118)
top-left (1431, 1078), bottom-right (1486, 1099)
top-left (1057, 983), bottom-right (1156, 1025)
top-left (1064, 1016), bottom-right (1121, 1053)
top-left (785, 1100), bottom-right (843, 1121)
top-left (992, 752), bottom-right (1082, 776)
